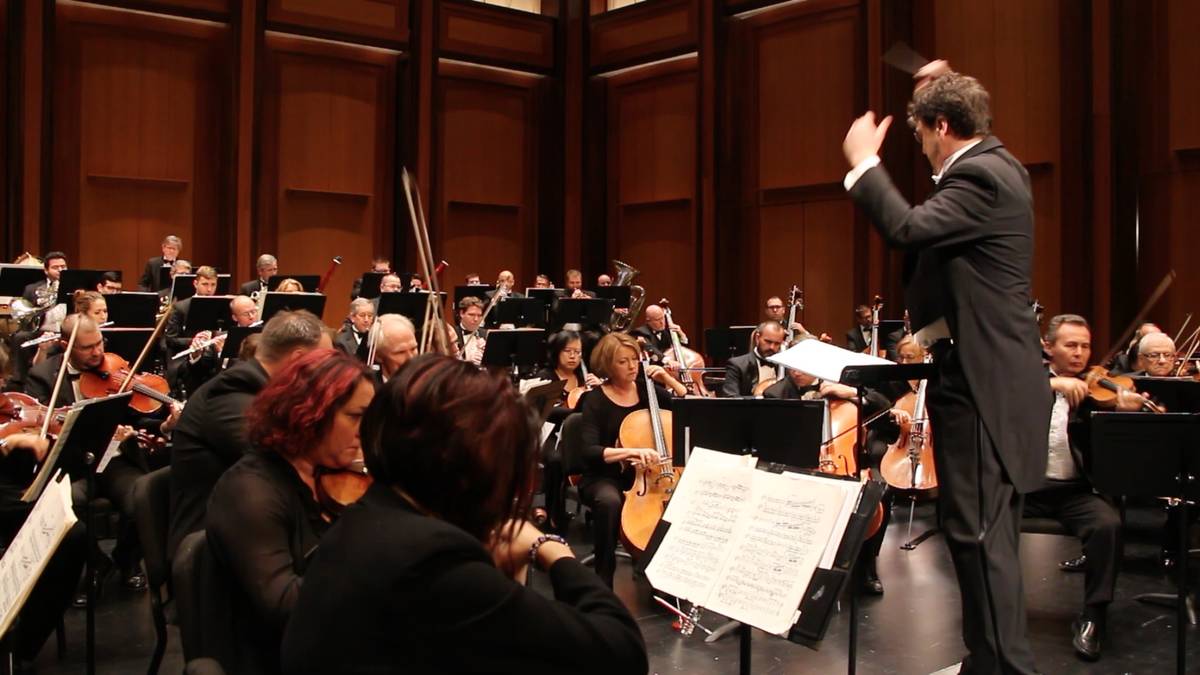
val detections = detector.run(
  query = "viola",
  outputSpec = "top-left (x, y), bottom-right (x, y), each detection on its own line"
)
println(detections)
top-left (314, 459), bottom-right (372, 518)
top-left (78, 352), bottom-right (181, 414)
top-left (0, 392), bottom-right (69, 439)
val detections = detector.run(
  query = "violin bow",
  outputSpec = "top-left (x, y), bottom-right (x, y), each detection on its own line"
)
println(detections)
top-left (1097, 270), bottom-right (1175, 369)
top-left (40, 315), bottom-right (82, 440)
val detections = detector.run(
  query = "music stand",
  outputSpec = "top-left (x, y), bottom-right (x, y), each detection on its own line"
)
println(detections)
top-left (219, 324), bottom-right (264, 361)
top-left (156, 265), bottom-right (173, 292)
top-left (671, 398), bottom-right (824, 468)
top-left (0, 264), bottom-right (45, 296)
top-left (56, 269), bottom-right (106, 305)
top-left (704, 326), bottom-right (756, 366)
top-left (526, 288), bottom-right (565, 307)
top-left (454, 285), bottom-right (494, 305)
top-left (102, 328), bottom-right (158, 364)
top-left (267, 275), bottom-right (321, 292)
top-left (481, 328), bottom-right (546, 380)
top-left (182, 296), bottom-right (234, 336)
top-left (592, 285), bottom-right (631, 309)
top-left (377, 291), bottom-right (446, 338)
top-left (1133, 376), bottom-right (1200, 414)
top-left (1089, 412), bottom-right (1198, 675)
top-left (104, 292), bottom-right (159, 327)
top-left (357, 272), bottom-right (385, 299)
top-left (550, 298), bottom-right (613, 332)
top-left (491, 297), bottom-right (546, 328)
top-left (171, 274), bottom-right (232, 301)
top-left (261, 292), bottom-right (327, 323)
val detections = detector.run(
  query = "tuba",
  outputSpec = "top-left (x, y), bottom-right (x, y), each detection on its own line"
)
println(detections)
top-left (609, 259), bottom-right (645, 333)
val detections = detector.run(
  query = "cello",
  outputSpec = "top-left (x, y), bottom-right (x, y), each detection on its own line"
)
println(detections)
top-left (880, 357), bottom-right (938, 492)
top-left (618, 358), bottom-right (680, 557)
top-left (659, 299), bottom-right (709, 397)
top-left (820, 396), bottom-right (886, 538)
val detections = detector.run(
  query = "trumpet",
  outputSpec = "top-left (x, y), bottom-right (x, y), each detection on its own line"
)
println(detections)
top-left (21, 321), bottom-right (114, 348)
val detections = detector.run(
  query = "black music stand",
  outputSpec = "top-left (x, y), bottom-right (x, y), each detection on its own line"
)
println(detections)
top-left (182, 296), bottom-right (234, 336)
top-left (104, 292), bottom-right (159, 327)
top-left (592, 285), bottom-right (631, 309)
top-left (491, 297), bottom-right (546, 328)
top-left (156, 265), bottom-right (173, 292)
top-left (1133, 376), bottom-right (1200, 414)
top-left (170, 274), bottom-right (232, 301)
top-left (267, 275), bottom-right (320, 292)
top-left (219, 324), bottom-right (264, 361)
top-left (550, 298), bottom-right (613, 332)
top-left (56, 269), bottom-right (107, 305)
top-left (705, 326), bottom-right (756, 366)
top-left (377, 291), bottom-right (446, 338)
top-left (0, 264), bottom-right (45, 296)
top-left (454, 284), bottom-right (493, 305)
top-left (261, 292), bottom-right (327, 323)
top-left (102, 328), bottom-right (157, 364)
top-left (526, 287), bottom-right (565, 307)
top-left (1089, 412), bottom-right (1198, 675)
top-left (671, 398), bottom-right (824, 468)
top-left (358, 272), bottom-right (385, 299)
top-left (481, 328), bottom-right (546, 381)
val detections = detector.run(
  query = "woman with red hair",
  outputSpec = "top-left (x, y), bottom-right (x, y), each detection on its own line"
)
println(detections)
top-left (206, 348), bottom-right (375, 674)
top-left (280, 354), bottom-right (647, 675)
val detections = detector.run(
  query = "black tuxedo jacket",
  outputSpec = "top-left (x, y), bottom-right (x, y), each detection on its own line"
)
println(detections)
top-left (26, 354), bottom-right (77, 407)
top-left (163, 296), bottom-right (195, 356)
top-left (848, 136), bottom-right (1051, 493)
top-left (721, 351), bottom-right (767, 398)
top-left (238, 279), bottom-right (266, 297)
top-left (140, 256), bottom-right (173, 292)
top-left (334, 327), bottom-right (363, 356)
top-left (845, 327), bottom-right (869, 352)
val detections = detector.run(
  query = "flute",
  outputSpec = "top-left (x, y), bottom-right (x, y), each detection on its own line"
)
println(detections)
top-left (21, 321), bottom-right (113, 347)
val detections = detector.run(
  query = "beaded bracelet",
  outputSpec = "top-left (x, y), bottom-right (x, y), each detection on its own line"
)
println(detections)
top-left (529, 534), bottom-right (568, 568)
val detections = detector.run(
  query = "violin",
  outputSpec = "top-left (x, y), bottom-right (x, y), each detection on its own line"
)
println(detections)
top-left (314, 459), bottom-right (372, 518)
top-left (1083, 366), bottom-right (1165, 413)
top-left (618, 358), bottom-right (679, 557)
top-left (0, 392), bottom-right (69, 439)
top-left (79, 352), bottom-right (181, 414)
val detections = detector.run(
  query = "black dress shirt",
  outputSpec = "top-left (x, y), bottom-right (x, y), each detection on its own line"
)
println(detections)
top-left (279, 483), bottom-right (647, 675)
top-left (207, 449), bottom-right (329, 675)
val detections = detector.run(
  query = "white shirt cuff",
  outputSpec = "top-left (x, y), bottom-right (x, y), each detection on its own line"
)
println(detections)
top-left (843, 155), bottom-right (881, 191)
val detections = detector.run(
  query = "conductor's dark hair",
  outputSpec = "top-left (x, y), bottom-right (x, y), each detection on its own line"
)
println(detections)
top-left (907, 71), bottom-right (992, 139)
top-left (361, 354), bottom-right (539, 544)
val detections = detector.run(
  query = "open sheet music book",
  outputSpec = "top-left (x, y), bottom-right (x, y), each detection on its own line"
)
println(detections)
top-left (0, 472), bottom-right (78, 638)
top-left (644, 448), bottom-right (864, 635)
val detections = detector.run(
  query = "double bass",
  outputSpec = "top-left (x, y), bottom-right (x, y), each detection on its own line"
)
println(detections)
top-left (618, 358), bottom-right (679, 557)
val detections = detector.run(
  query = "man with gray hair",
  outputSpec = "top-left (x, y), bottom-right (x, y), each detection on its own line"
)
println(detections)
top-left (374, 313), bottom-right (418, 380)
top-left (140, 234), bottom-right (183, 292)
top-left (168, 309), bottom-right (331, 559)
top-left (1135, 332), bottom-right (1177, 377)
top-left (336, 298), bottom-right (376, 358)
top-left (238, 253), bottom-right (280, 296)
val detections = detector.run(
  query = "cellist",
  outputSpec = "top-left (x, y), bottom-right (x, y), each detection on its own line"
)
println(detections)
top-left (577, 332), bottom-right (686, 588)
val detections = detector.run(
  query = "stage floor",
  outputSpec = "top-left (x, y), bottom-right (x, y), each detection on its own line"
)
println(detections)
top-left (35, 501), bottom-right (1199, 674)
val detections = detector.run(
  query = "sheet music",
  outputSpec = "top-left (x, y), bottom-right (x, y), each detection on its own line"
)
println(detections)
top-left (0, 473), bottom-right (78, 638)
top-left (767, 339), bottom-right (891, 383)
top-left (644, 448), bottom-right (858, 635)
top-left (21, 406), bottom-right (84, 503)
top-left (705, 471), bottom-right (846, 635)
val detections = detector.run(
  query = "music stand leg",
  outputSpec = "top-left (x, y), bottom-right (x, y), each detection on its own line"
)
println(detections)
top-left (704, 619), bottom-right (742, 643)
top-left (848, 564), bottom-right (858, 675)
top-left (739, 622), bottom-right (752, 675)
top-left (1176, 496), bottom-right (1188, 675)
top-left (84, 454), bottom-right (96, 675)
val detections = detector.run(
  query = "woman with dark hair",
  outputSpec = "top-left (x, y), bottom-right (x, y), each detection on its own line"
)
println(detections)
top-left (206, 348), bottom-right (374, 674)
top-left (536, 329), bottom-right (602, 396)
top-left (577, 332), bottom-right (685, 588)
top-left (281, 354), bottom-right (647, 675)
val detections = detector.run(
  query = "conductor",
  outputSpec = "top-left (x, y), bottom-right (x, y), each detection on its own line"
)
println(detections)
top-left (841, 61), bottom-right (1051, 673)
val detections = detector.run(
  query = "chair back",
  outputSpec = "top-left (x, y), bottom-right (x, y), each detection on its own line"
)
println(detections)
top-left (132, 467), bottom-right (172, 591)
top-left (559, 412), bottom-right (587, 475)
top-left (173, 530), bottom-right (235, 668)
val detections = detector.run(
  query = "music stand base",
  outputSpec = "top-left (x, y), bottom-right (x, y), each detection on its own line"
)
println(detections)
top-left (1135, 592), bottom-right (1198, 626)
top-left (901, 527), bottom-right (939, 551)
top-left (704, 619), bottom-right (741, 643)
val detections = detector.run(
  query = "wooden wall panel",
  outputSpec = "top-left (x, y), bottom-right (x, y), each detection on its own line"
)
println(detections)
top-left (267, 0), bottom-right (409, 46)
top-left (50, 4), bottom-right (230, 287)
top-left (259, 36), bottom-right (398, 323)
top-left (84, 0), bottom-right (231, 20)
top-left (0, 0), bottom-right (6, 259)
top-left (605, 65), bottom-right (698, 339)
top-left (589, 0), bottom-right (696, 73)
top-left (438, 1), bottom-right (555, 73)
top-left (1168, 0), bottom-right (1200, 152)
top-left (436, 62), bottom-right (541, 289)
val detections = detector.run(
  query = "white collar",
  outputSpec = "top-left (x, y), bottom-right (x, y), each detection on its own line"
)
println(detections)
top-left (931, 138), bottom-right (984, 184)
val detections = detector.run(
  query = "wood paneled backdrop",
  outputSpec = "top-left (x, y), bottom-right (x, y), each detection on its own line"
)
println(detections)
top-left (1, 0), bottom-right (1193, 350)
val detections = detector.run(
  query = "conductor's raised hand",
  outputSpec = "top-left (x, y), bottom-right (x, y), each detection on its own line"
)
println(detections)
top-left (843, 112), bottom-right (893, 168)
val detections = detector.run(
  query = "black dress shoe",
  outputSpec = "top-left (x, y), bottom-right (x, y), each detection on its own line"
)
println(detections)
top-left (1059, 554), bottom-right (1087, 572)
top-left (861, 571), bottom-right (884, 596)
top-left (123, 572), bottom-right (148, 591)
top-left (1071, 617), bottom-right (1102, 661)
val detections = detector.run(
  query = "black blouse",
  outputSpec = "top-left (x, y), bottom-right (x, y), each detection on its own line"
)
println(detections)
top-left (206, 449), bottom-right (330, 674)
top-left (280, 483), bottom-right (648, 675)
top-left (577, 383), bottom-right (674, 487)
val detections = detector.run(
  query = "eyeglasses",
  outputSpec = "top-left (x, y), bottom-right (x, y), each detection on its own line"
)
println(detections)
top-left (765, 305), bottom-right (784, 310)
top-left (1143, 352), bottom-right (1176, 361)
top-left (562, 349), bottom-right (582, 356)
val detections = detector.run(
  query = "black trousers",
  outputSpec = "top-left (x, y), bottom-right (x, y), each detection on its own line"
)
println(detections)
top-left (859, 433), bottom-right (894, 567)
top-left (928, 345), bottom-right (1037, 675)
top-left (579, 478), bottom-right (623, 589)
top-left (1024, 483), bottom-right (1122, 612)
